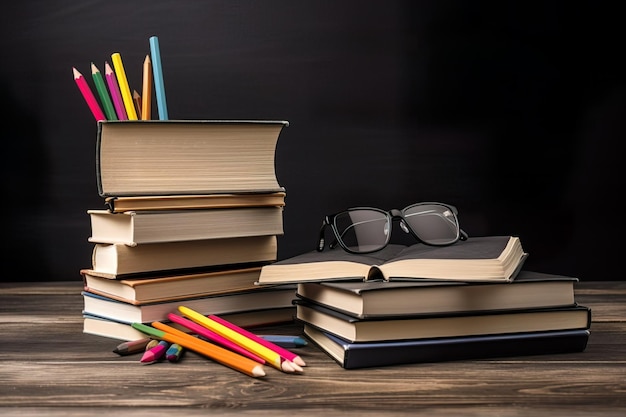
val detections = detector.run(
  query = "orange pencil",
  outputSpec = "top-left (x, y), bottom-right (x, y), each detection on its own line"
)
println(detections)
top-left (141, 54), bottom-right (152, 120)
top-left (132, 322), bottom-right (265, 378)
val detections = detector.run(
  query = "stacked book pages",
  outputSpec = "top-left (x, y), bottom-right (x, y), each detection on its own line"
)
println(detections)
top-left (256, 235), bottom-right (591, 369)
top-left (81, 120), bottom-right (294, 341)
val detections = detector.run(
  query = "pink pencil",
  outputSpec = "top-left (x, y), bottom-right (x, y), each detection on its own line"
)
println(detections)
top-left (104, 61), bottom-right (127, 120)
top-left (72, 67), bottom-right (105, 121)
top-left (209, 314), bottom-right (306, 367)
top-left (167, 313), bottom-right (266, 364)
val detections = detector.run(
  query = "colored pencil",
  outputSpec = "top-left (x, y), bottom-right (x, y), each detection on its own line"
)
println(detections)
top-left (104, 61), bottom-right (127, 120)
top-left (210, 314), bottom-right (306, 367)
top-left (145, 339), bottom-right (160, 351)
top-left (167, 313), bottom-right (265, 364)
top-left (140, 340), bottom-right (169, 364)
top-left (258, 335), bottom-right (308, 348)
top-left (178, 306), bottom-right (302, 373)
top-left (131, 322), bottom-right (266, 378)
top-left (141, 54), bottom-right (152, 120)
top-left (149, 36), bottom-right (168, 119)
top-left (112, 337), bottom-right (151, 355)
top-left (133, 89), bottom-right (141, 116)
top-left (111, 52), bottom-right (138, 120)
top-left (90, 62), bottom-right (117, 120)
top-left (165, 343), bottom-right (184, 362)
top-left (72, 67), bottom-right (106, 121)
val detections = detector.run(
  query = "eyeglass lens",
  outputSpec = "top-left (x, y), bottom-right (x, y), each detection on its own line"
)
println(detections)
top-left (402, 203), bottom-right (459, 245)
top-left (333, 209), bottom-right (389, 253)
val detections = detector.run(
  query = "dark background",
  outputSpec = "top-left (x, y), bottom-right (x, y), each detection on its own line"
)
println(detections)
top-left (1, 1), bottom-right (623, 282)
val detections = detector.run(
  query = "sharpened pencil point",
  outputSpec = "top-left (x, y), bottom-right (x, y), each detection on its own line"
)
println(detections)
top-left (292, 356), bottom-right (306, 367)
top-left (252, 366), bottom-right (266, 377)
top-left (281, 360), bottom-right (296, 373)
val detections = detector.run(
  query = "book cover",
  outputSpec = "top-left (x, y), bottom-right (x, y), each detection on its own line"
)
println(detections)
top-left (90, 235), bottom-right (278, 276)
top-left (303, 325), bottom-right (590, 369)
top-left (88, 206), bottom-right (284, 246)
top-left (96, 120), bottom-right (288, 196)
top-left (294, 299), bottom-right (592, 343)
top-left (82, 285), bottom-right (297, 324)
top-left (257, 236), bottom-right (527, 284)
top-left (82, 265), bottom-right (272, 304)
top-left (296, 270), bottom-right (578, 318)
top-left (104, 191), bottom-right (286, 213)
top-left (83, 307), bottom-right (296, 341)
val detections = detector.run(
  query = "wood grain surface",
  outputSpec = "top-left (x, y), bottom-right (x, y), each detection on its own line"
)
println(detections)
top-left (1, 281), bottom-right (625, 416)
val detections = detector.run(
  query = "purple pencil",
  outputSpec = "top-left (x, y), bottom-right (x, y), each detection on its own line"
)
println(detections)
top-left (167, 313), bottom-right (266, 364)
top-left (104, 61), bottom-right (127, 120)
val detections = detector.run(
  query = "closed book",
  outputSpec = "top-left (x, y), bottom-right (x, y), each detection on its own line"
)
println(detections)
top-left (91, 235), bottom-right (277, 276)
top-left (82, 286), bottom-right (296, 324)
top-left (303, 325), bottom-right (590, 369)
top-left (296, 270), bottom-right (578, 318)
top-left (294, 299), bottom-right (591, 343)
top-left (87, 206), bottom-right (283, 246)
top-left (258, 236), bottom-right (527, 284)
top-left (96, 120), bottom-right (288, 196)
top-left (83, 307), bottom-right (296, 341)
top-left (82, 265), bottom-right (269, 304)
top-left (104, 191), bottom-right (286, 213)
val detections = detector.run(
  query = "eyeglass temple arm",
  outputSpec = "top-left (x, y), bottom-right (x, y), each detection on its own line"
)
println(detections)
top-left (460, 228), bottom-right (469, 240)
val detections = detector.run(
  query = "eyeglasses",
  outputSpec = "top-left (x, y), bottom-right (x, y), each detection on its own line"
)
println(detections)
top-left (317, 202), bottom-right (468, 254)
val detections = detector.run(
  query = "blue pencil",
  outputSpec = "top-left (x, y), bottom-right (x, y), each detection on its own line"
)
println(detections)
top-left (258, 335), bottom-right (308, 348)
top-left (149, 35), bottom-right (168, 120)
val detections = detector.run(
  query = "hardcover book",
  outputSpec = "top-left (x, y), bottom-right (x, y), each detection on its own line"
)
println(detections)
top-left (294, 299), bottom-right (591, 343)
top-left (257, 236), bottom-right (527, 284)
top-left (90, 235), bottom-right (278, 276)
top-left (83, 307), bottom-right (296, 341)
top-left (104, 191), bottom-right (286, 213)
top-left (82, 285), bottom-right (297, 324)
top-left (296, 270), bottom-right (578, 318)
top-left (88, 206), bottom-right (284, 246)
top-left (96, 120), bottom-right (289, 196)
top-left (82, 265), bottom-right (270, 304)
top-left (303, 325), bottom-right (590, 369)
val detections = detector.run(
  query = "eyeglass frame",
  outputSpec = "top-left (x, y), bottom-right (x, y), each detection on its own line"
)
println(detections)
top-left (317, 202), bottom-right (469, 254)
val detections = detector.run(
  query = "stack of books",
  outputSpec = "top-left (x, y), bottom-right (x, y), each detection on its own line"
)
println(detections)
top-left (81, 119), bottom-right (295, 341)
top-left (256, 235), bottom-right (591, 369)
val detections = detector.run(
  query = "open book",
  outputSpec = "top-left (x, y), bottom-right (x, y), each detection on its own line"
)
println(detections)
top-left (257, 235), bottom-right (527, 284)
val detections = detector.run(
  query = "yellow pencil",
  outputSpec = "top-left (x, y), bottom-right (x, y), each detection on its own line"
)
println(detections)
top-left (141, 54), bottom-right (152, 120)
top-left (178, 305), bottom-right (301, 373)
top-left (111, 52), bottom-right (138, 120)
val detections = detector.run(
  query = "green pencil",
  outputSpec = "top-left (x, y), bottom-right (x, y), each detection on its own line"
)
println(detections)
top-left (91, 62), bottom-right (117, 120)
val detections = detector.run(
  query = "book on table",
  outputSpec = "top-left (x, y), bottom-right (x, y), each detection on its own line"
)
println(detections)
top-left (96, 120), bottom-right (288, 197)
top-left (82, 285), bottom-right (297, 324)
top-left (295, 270), bottom-right (578, 318)
top-left (104, 191), bottom-right (286, 213)
top-left (87, 206), bottom-right (283, 246)
top-left (90, 235), bottom-right (278, 276)
top-left (257, 235), bottom-right (527, 285)
top-left (294, 298), bottom-right (591, 343)
top-left (83, 307), bottom-right (296, 341)
top-left (82, 265), bottom-right (275, 305)
top-left (303, 324), bottom-right (590, 369)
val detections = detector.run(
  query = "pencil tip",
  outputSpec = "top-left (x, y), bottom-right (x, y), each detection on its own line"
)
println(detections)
top-left (293, 356), bottom-right (307, 367)
top-left (290, 361), bottom-right (304, 373)
top-left (252, 366), bottom-right (266, 377)
top-left (281, 361), bottom-right (296, 373)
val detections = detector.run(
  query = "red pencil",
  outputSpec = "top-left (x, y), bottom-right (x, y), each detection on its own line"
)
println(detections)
top-left (72, 67), bottom-right (106, 121)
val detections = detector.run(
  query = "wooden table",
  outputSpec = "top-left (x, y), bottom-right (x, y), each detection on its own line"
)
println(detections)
top-left (1, 281), bottom-right (625, 416)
